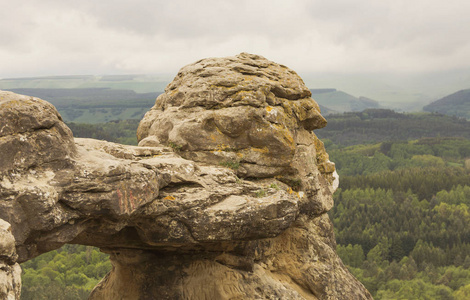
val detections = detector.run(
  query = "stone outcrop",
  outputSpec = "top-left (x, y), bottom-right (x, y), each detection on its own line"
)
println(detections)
top-left (137, 53), bottom-right (337, 216)
top-left (0, 219), bottom-right (21, 300)
top-left (0, 53), bottom-right (371, 299)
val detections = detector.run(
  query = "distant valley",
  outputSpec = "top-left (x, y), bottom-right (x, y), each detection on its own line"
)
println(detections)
top-left (0, 75), bottom-right (167, 123)
top-left (7, 87), bottom-right (160, 123)
top-left (1, 74), bottom-right (469, 122)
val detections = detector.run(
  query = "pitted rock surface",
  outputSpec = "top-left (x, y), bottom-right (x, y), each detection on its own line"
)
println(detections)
top-left (138, 53), bottom-right (337, 216)
top-left (0, 219), bottom-right (21, 300)
top-left (0, 53), bottom-right (371, 300)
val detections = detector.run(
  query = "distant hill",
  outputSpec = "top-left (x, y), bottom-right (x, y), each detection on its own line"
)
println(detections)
top-left (302, 70), bottom-right (470, 112)
top-left (0, 74), bottom-right (170, 93)
top-left (8, 88), bottom-right (160, 124)
top-left (310, 89), bottom-right (380, 114)
top-left (318, 104), bottom-right (337, 115)
top-left (423, 89), bottom-right (470, 119)
top-left (316, 109), bottom-right (470, 146)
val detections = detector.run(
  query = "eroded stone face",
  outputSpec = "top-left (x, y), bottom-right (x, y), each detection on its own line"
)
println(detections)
top-left (137, 53), bottom-right (337, 216)
top-left (137, 53), bottom-right (329, 176)
top-left (0, 54), bottom-right (371, 300)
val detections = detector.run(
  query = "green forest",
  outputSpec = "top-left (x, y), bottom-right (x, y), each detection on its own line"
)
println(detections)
top-left (66, 119), bottom-right (140, 146)
top-left (20, 110), bottom-right (470, 299)
top-left (21, 245), bottom-right (111, 300)
top-left (315, 109), bottom-right (470, 146)
top-left (321, 111), bottom-right (470, 299)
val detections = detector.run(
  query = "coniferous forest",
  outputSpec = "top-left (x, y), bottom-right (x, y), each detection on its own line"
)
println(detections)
top-left (318, 111), bottom-right (470, 299)
top-left (20, 110), bottom-right (470, 299)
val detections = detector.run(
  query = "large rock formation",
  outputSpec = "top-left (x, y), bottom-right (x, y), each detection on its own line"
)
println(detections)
top-left (0, 53), bottom-right (371, 299)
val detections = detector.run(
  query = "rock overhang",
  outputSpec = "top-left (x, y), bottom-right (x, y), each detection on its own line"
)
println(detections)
top-left (0, 54), bottom-right (337, 262)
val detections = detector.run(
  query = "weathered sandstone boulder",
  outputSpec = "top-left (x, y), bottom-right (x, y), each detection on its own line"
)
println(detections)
top-left (138, 53), bottom-right (337, 216)
top-left (0, 53), bottom-right (371, 299)
top-left (0, 219), bottom-right (21, 300)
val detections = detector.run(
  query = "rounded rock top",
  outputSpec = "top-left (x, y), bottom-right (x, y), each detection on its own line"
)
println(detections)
top-left (161, 52), bottom-right (314, 109)
top-left (137, 53), bottom-right (331, 180)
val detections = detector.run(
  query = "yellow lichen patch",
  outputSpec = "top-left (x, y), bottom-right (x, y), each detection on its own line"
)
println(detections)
top-left (164, 195), bottom-right (176, 201)
top-left (319, 162), bottom-right (336, 174)
top-left (287, 187), bottom-right (301, 198)
top-left (216, 144), bottom-right (230, 151)
top-left (313, 135), bottom-right (330, 164)
top-left (170, 88), bottom-right (179, 96)
top-left (272, 124), bottom-right (295, 147)
top-left (266, 106), bottom-right (273, 112)
top-left (251, 147), bottom-right (270, 154)
top-left (215, 126), bottom-right (225, 136)
top-left (274, 100), bottom-right (298, 129)
top-left (280, 99), bottom-right (295, 115)
top-left (242, 75), bottom-right (255, 82)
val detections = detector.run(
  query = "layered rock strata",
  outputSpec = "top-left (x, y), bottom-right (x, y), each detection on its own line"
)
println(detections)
top-left (0, 53), bottom-right (371, 299)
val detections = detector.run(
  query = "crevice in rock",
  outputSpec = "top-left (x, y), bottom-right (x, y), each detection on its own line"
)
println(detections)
top-left (0, 121), bottom-right (58, 138)
top-left (159, 181), bottom-right (204, 193)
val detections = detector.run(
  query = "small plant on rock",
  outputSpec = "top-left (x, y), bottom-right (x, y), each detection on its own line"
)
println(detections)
top-left (168, 142), bottom-right (183, 152)
top-left (219, 160), bottom-right (240, 170)
top-left (255, 189), bottom-right (266, 198)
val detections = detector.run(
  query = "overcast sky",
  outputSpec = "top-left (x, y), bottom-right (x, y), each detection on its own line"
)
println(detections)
top-left (1, 0), bottom-right (470, 78)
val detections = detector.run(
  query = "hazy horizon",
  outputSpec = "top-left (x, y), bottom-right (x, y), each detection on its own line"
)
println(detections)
top-left (2, 69), bottom-right (469, 111)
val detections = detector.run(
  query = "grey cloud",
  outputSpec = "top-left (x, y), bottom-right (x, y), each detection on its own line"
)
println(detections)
top-left (0, 5), bottom-right (37, 52)
top-left (1, 0), bottom-right (470, 77)
top-left (49, 0), bottom-right (312, 41)
top-left (306, 0), bottom-right (470, 54)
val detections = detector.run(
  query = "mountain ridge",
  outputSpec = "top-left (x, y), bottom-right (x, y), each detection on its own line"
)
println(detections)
top-left (310, 89), bottom-right (380, 114)
top-left (423, 89), bottom-right (470, 119)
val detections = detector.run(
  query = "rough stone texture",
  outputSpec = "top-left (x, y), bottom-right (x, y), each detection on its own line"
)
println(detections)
top-left (89, 215), bottom-right (368, 300)
top-left (138, 52), bottom-right (337, 216)
top-left (0, 219), bottom-right (21, 300)
top-left (0, 53), bottom-right (371, 300)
